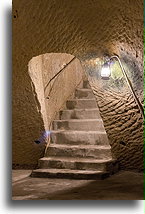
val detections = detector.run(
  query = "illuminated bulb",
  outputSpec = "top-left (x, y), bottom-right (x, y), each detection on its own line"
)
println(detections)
top-left (101, 63), bottom-right (111, 79)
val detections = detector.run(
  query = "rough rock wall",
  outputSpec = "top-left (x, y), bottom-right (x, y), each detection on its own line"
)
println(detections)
top-left (81, 56), bottom-right (143, 171)
top-left (29, 53), bottom-right (84, 130)
top-left (89, 68), bottom-right (143, 171)
top-left (13, 52), bottom-right (83, 168)
top-left (13, 0), bottom-right (143, 169)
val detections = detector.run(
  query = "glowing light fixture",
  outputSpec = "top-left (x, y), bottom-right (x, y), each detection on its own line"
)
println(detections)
top-left (101, 55), bottom-right (144, 118)
top-left (100, 62), bottom-right (111, 79)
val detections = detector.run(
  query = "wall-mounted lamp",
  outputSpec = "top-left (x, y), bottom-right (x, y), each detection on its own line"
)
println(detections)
top-left (100, 62), bottom-right (111, 79)
top-left (101, 55), bottom-right (144, 118)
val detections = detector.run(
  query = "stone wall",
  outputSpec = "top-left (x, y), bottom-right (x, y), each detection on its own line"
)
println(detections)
top-left (13, 52), bottom-right (84, 168)
top-left (28, 53), bottom-right (84, 132)
top-left (13, 0), bottom-right (143, 170)
top-left (81, 55), bottom-right (143, 171)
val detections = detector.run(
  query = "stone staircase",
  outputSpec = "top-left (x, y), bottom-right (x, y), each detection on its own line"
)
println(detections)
top-left (31, 80), bottom-right (118, 179)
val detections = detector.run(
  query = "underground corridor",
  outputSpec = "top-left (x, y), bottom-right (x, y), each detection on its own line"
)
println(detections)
top-left (12, 0), bottom-right (144, 200)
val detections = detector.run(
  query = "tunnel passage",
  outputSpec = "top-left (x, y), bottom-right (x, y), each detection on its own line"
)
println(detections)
top-left (13, 0), bottom-right (143, 170)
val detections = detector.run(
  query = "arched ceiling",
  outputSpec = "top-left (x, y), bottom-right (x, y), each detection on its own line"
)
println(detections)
top-left (13, 0), bottom-right (143, 60)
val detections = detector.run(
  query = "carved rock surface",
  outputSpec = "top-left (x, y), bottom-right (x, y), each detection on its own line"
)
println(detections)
top-left (13, 0), bottom-right (143, 170)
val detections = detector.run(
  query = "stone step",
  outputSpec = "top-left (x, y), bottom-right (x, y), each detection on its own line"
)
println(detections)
top-left (52, 119), bottom-right (105, 131)
top-left (38, 156), bottom-right (117, 172)
top-left (59, 108), bottom-right (101, 119)
top-left (83, 80), bottom-right (91, 89)
top-left (66, 99), bottom-right (97, 109)
top-left (50, 130), bottom-right (109, 145)
top-left (31, 168), bottom-right (110, 180)
top-left (75, 88), bottom-right (94, 99)
top-left (46, 144), bottom-right (112, 159)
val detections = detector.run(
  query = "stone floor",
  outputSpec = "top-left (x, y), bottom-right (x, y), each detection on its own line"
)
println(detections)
top-left (12, 170), bottom-right (143, 200)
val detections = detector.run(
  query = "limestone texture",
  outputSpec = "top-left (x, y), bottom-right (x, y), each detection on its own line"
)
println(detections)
top-left (13, 0), bottom-right (143, 170)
